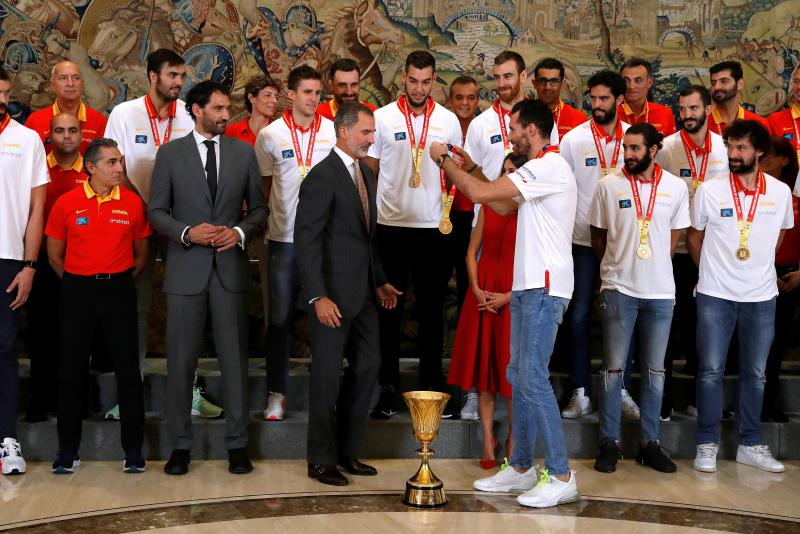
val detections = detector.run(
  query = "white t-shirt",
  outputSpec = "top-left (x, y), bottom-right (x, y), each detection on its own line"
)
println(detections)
top-left (692, 174), bottom-right (794, 302)
top-left (255, 113), bottom-right (336, 242)
top-left (104, 96), bottom-right (194, 204)
top-left (589, 168), bottom-right (690, 299)
top-left (794, 171), bottom-right (799, 196)
top-left (655, 130), bottom-right (728, 254)
top-left (506, 151), bottom-right (577, 298)
top-left (0, 119), bottom-right (50, 260)
top-left (367, 99), bottom-right (463, 228)
top-left (559, 120), bottom-right (630, 247)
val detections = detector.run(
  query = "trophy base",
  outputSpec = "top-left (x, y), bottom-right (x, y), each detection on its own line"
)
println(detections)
top-left (403, 481), bottom-right (447, 508)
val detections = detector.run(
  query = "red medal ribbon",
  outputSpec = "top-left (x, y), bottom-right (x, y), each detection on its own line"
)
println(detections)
top-left (679, 130), bottom-right (711, 192)
top-left (590, 120), bottom-right (622, 174)
top-left (283, 109), bottom-right (321, 179)
top-left (0, 114), bottom-right (10, 136)
top-left (730, 171), bottom-right (764, 245)
top-left (144, 95), bottom-right (175, 148)
top-left (492, 99), bottom-right (512, 155)
top-left (398, 95), bottom-right (435, 179)
top-left (622, 164), bottom-right (663, 245)
top-left (535, 144), bottom-right (560, 159)
top-left (552, 101), bottom-right (563, 130)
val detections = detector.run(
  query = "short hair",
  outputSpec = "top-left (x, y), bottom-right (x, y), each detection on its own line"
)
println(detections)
top-left (494, 51), bottom-right (525, 74)
top-left (83, 138), bottom-right (119, 176)
top-left (243, 76), bottom-right (281, 113)
top-left (146, 49), bottom-right (185, 77)
top-left (405, 50), bottom-right (435, 72)
top-left (328, 58), bottom-right (361, 81)
top-left (710, 61), bottom-right (743, 81)
top-left (723, 119), bottom-right (771, 152)
top-left (587, 69), bottom-right (627, 98)
top-left (678, 84), bottom-right (712, 107)
top-left (501, 152), bottom-right (530, 178)
top-left (533, 58), bottom-right (565, 79)
top-left (0, 65), bottom-right (10, 82)
top-left (184, 80), bottom-right (229, 120)
top-left (625, 123), bottom-right (663, 151)
top-left (620, 57), bottom-right (653, 77)
top-left (449, 75), bottom-right (478, 97)
top-left (287, 65), bottom-right (322, 92)
top-left (510, 99), bottom-right (554, 140)
top-left (333, 101), bottom-right (373, 138)
top-left (763, 136), bottom-right (800, 189)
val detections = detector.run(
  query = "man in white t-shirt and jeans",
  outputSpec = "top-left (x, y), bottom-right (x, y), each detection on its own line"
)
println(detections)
top-left (0, 66), bottom-right (49, 475)
top-left (688, 120), bottom-right (793, 474)
top-left (589, 124), bottom-right (690, 474)
top-left (430, 99), bottom-right (579, 508)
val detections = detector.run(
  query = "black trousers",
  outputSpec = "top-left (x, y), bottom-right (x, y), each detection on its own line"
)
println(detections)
top-left (26, 251), bottom-right (61, 416)
top-left (764, 266), bottom-right (800, 415)
top-left (58, 272), bottom-right (144, 454)
top-left (446, 210), bottom-right (473, 315)
top-left (0, 259), bottom-right (21, 440)
top-left (307, 293), bottom-right (379, 466)
top-left (376, 225), bottom-right (452, 389)
top-left (663, 253), bottom-right (698, 412)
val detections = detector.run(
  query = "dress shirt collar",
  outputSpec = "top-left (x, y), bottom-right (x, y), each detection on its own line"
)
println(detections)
top-left (193, 129), bottom-right (221, 148)
top-left (333, 145), bottom-right (356, 171)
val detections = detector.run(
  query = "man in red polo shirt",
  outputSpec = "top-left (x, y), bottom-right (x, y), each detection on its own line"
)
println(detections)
top-left (225, 76), bottom-right (280, 146)
top-left (532, 57), bottom-right (587, 140)
top-left (25, 61), bottom-right (107, 155)
top-left (618, 57), bottom-right (676, 136)
top-left (708, 61), bottom-right (769, 134)
top-left (767, 66), bottom-right (800, 157)
top-left (317, 58), bottom-right (377, 120)
top-left (46, 138), bottom-right (150, 474)
top-left (26, 113), bottom-right (87, 422)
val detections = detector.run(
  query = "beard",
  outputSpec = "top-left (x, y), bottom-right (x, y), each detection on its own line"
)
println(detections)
top-left (202, 115), bottom-right (227, 136)
top-left (625, 152), bottom-right (653, 175)
top-left (0, 102), bottom-right (6, 121)
top-left (592, 105), bottom-right (617, 125)
top-left (156, 83), bottom-right (180, 102)
top-left (712, 86), bottom-right (736, 104)
top-left (682, 113), bottom-right (707, 134)
top-left (729, 157), bottom-right (757, 174)
top-left (511, 135), bottom-right (530, 156)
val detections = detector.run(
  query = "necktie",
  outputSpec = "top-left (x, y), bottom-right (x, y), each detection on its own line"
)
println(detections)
top-left (203, 139), bottom-right (217, 202)
top-left (353, 160), bottom-right (370, 231)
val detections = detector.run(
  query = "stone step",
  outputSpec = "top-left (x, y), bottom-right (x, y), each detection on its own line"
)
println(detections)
top-left (14, 410), bottom-right (799, 462)
top-left (16, 358), bottom-right (800, 414)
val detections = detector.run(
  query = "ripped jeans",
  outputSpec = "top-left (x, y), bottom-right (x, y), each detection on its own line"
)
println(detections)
top-left (598, 290), bottom-right (673, 443)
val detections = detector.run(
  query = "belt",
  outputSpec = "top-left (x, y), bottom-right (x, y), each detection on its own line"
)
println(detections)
top-left (65, 269), bottom-right (132, 280)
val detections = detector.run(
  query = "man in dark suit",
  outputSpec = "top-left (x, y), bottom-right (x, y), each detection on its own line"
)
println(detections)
top-left (295, 102), bottom-right (401, 486)
top-left (148, 81), bottom-right (267, 475)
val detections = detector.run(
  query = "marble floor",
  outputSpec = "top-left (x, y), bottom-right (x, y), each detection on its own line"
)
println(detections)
top-left (1, 459), bottom-right (798, 533)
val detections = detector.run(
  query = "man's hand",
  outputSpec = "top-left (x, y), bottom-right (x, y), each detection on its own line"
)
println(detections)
top-left (213, 227), bottom-right (242, 252)
top-left (188, 223), bottom-right (225, 246)
top-left (779, 270), bottom-right (800, 293)
top-left (429, 141), bottom-right (448, 161)
top-left (314, 297), bottom-right (342, 328)
top-left (7, 267), bottom-right (34, 310)
top-left (450, 145), bottom-right (477, 172)
top-left (376, 283), bottom-right (402, 309)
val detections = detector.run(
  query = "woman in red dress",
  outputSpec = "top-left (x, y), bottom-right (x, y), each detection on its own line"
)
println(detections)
top-left (448, 153), bottom-right (528, 468)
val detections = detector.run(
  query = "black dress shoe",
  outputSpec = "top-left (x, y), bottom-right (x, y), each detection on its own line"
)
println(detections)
top-left (338, 458), bottom-right (377, 476)
top-left (308, 464), bottom-right (348, 486)
top-left (228, 448), bottom-right (253, 474)
top-left (164, 449), bottom-right (191, 475)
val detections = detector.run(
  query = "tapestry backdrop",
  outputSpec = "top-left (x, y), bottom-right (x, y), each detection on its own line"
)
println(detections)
top-left (1, 0), bottom-right (797, 124)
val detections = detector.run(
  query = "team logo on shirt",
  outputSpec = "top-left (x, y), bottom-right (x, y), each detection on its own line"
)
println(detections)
top-left (720, 208), bottom-right (734, 217)
top-left (680, 169), bottom-right (692, 177)
top-left (490, 134), bottom-right (502, 144)
top-left (76, 216), bottom-right (89, 225)
top-left (135, 135), bottom-right (148, 144)
top-left (516, 166), bottom-right (536, 183)
top-left (784, 133), bottom-right (794, 140)
top-left (394, 132), bottom-right (407, 141)
top-left (281, 149), bottom-right (295, 158)
top-left (585, 157), bottom-right (598, 167)
top-left (618, 199), bottom-right (632, 209)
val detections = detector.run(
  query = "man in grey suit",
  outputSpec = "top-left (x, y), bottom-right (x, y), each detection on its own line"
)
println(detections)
top-left (149, 80), bottom-right (267, 475)
top-left (295, 102), bottom-right (401, 486)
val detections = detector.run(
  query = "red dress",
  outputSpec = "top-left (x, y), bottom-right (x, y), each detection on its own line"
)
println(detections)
top-left (448, 207), bottom-right (517, 397)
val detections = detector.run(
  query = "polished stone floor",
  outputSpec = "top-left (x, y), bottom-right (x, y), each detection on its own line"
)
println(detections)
top-left (1, 459), bottom-right (798, 532)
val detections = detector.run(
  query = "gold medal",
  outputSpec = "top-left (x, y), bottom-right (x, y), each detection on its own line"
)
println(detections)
top-left (601, 168), bottom-right (610, 176)
top-left (409, 171), bottom-right (421, 188)
top-left (438, 219), bottom-right (453, 234)
top-left (735, 246), bottom-right (751, 261)
top-left (636, 244), bottom-right (652, 260)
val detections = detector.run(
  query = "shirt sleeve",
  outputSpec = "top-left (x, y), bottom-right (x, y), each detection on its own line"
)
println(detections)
top-left (367, 111), bottom-right (382, 159)
top-left (588, 180), bottom-right (608, 229)
top-left (507, 159), bottom-right (569, 201)
top-left (464, 119), bottom-right (482, 171)
top-left (794, 170), bottom-right (800, 197)
top-left (254, 129), bottom-right (274, 177)
top-left (550, 122), bottom-right (559, 145)
top-left (30, 139), bottom-right (50, 188)
top-left (132, 198), bottom-right (153, 239)
top-left (45, 197), bottom-right (67, 240)
top-left (691, 182), bottom-right (708, 230)
top-left (450, 113), bottom-right (463, 148)
top-left (558, 131), bottom-right (575, 171)
top-left (671, 180), bottom-right (691, 229)
top-left (103, 109), bottom-right (124, 145)
top-left (782, 186), bottom-right (795, 229)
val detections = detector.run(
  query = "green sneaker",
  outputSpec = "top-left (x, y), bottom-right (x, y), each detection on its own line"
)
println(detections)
top-left (105, 405), bottom-right (120, 421)
top-left (191, 387), bottom-right (223, 418)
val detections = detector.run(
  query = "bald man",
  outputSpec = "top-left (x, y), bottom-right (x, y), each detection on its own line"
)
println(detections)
top-left (25, 61), bottom-right (107, 155)
top-left (25, 113), bottom-right (87, 422)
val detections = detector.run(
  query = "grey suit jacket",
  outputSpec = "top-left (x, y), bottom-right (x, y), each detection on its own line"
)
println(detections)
top-left (294, 149), bottom-right (387, 318)
top-left (148, 132), bottom-right (267, 295)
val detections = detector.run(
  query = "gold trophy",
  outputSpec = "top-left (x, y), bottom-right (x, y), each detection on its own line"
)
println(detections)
top-left (402, 391), bottom-right (451, 508)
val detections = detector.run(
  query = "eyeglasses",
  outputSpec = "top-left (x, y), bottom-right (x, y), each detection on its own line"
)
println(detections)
top-left (535, 77), bottom-right (562, 87)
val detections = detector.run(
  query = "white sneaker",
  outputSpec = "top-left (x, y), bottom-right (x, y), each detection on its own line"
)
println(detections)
top-left (0, 438), bottom-right (26, 475)
top-left (263, 392), bottom-right (286, 421)
top-left (693, 443), bottom-right (719, 472)
top-left (736, 444), bottom-right (785, 473)
top-left (621, 389), bottom-right (640, 421)
top-left (516, 469), bottom-right (580, 508)
top-left (561, 388), bottom-right (592, 419)
top-left (460, 392), bottom-right (479, 420)
top-left (473, 463), bottom-right (539, 493)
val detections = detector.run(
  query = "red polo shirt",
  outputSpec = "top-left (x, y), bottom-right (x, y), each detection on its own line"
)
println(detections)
top-left (767, 105), bottom-right (800, 149)
top-left (224, 117), bottom-right (259, 146)
top-left (708, 105), bottom-right (769, 135)
top-left (25, 101), bottom-right (108, 155)
top-left (317, 99), bottom-right (377, 121)
top-left (45, 181), bottom-right (151, 275)
top-left (776, 196), bottom-right (800, 266)
top-left (554, 101), bottom-right (588, 140)
top-left (44, 152), bottom-right (86, 225)
top-left (617, 101), bottom-right (676, 135)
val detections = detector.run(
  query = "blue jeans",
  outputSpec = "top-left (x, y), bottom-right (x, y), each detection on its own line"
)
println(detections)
top-left (508, 289), bottom-right (571, 476)
top-left (599, 290), bottom-right (673, 443)
top-left (696, 293), bottom-right (775, 445)
top-left (565, 245), bottom-right (599, 394)
top-left (265, 240), bottom-right (300, 394)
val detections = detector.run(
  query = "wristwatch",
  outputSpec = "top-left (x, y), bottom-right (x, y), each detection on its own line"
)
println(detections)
top-left (436, 153), bottom-right (451, 168)
top-left (181, 229), bottom-right (192, 247)
top-left (22, 260), bottom-right (37, 270)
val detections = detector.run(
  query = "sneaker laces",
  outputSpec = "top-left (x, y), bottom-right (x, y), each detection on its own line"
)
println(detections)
top-left (499, 458), bottom-right (510, 471)
top-left (746, 444), bottom-right (775, 461)
top-left (2, 440), bottom-right (21, 457)
top-left (697, 443), bottom-right (717, 458)
top-left (536, 467), bottom-right (552, 488)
